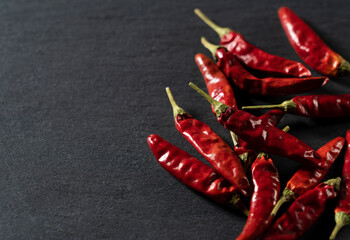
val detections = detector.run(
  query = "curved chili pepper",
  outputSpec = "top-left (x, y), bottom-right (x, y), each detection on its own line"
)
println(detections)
top-left (271, 136), bottom-right (345, 216)
top-left (189, 82), bottom-right (324, 168)
top-left (262, 178), bottom-right (341, 240)
top-left (330, 130), bottom-right (350, 240)
top-left (147, 134), bottom-right (248, 215)
top-left (194, 8), bottom-right (311, 77)
top-left (194, 52), bottom-right (240, 146)
top-left (201, 38), bottom-right (328, 96)
top-left (194, 53), bottom-right (285, 169)
top-left (278, 7), bottom-right (350, 78)
top-left (165, 87), bottom-right (250, 196)
top-left (233, 110), bottom-right (285, 170)
top-left (236, 152), bottom-right (280, 240)
top-left (243, 94), bottom-right (350, 118)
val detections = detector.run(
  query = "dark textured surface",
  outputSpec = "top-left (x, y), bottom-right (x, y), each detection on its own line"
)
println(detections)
top-left (0, 0), bottom-right (349, 239)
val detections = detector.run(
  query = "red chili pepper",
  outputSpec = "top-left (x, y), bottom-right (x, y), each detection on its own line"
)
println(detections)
top-left (278, 7), bottom-right (350, 78)
top-left (195, 53), bottom-right (237, 109)
top-left (147, 134), bottom-right (248, 215)
top-left (194, 53), bottom-right (285, 169)
top-left (236, 152), bottom-right (280, 240)
top-left (194, 8), bottom-right (311, 77)
top-left (201, 38), bottom-right (328, 96)
top-left (271, 136), bottom-right (345, 216)
top-left (243, 94), bottom-right (350, 118)
top-left (330, 130), bottom-right (350, 240)
top-left (166, 87), bottom-right (250, 196)
top-left (194, 52), bottom-right (240, 147)
top-left (189, 82), bottom-right (324, 168)
top-left (233, 110), bottom-right (285, 170)
top-left (262, 178), bottom-right (341, 240)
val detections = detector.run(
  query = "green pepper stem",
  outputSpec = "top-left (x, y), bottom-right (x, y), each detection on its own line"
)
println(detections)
top-left (201, 37), bottom-right (222, 60)
top-left (228, 193), bottom-right (249, 217)
top-left (194, 8), bottom-right (231, 38)
top-left (166, 87), bottom-right (186, 118)
top-left (324, 177), bottom-right (341, 191)
top-left (188, 82), bottom-right (228, 118)
top-left (271, 188), bottom-right (294, 216)
top-left (242, 99), bottom-right (297, 112)
top-left (230, 131), bottom-right (239, 146)
top-left (282, 126), bottom-right (290, 132)
top-left (329, 212), bottom-right (350, 240)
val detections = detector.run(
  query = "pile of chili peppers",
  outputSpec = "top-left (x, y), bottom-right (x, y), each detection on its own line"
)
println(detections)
top-left (147, 6), bottom-right (350, 240)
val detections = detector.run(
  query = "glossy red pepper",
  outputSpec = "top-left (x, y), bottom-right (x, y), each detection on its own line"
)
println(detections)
top-left (233, 110), bottom-right (285, 170)
top-left (271, 136), bottom-right (345, 216)
top-left (236, 153), bottom-right (280, 240)
top-left (200, 39), bottom-right (328, 96)
top-left (278, 7), bottom-right (350, 78)
top-left (330, 130), bottom-right (350, 240)
top-left (243, 94), bottom-right (350, 118)
top-left (166, 87), bottom-right (250, 196)
top-left (147, 134), bottom-right (248, 214)
top-left (262, 178), bottom-right (341, 240)
top-left (195, 53), bottom-right (237, 109)
top-left (189, 82), bottom-right (324, 168)
top-left (194, 53), bottom-right (285, 169)
top-left (194, 8), bottom-right (311, 77)
top-left (194, 52), bottom-right (240, 147)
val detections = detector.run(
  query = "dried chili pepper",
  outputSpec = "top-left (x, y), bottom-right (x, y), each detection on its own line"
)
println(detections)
top-left (201, 38), bottom-right (328, 96)
top-left (188, 82), bottom-right (324, 168)
top-left (278, 7), bottom-right (350, 78)
top-left (194, 8), bottom-right (311, 77)
top-left (262, 178), bottom-right (341, 240)
top-left (233, 110), bottom-right (285, 170)
top-left (165, 87), bottom-right (250, 196)
top-left (194, 53), bottom-right (284, 169)
top-left (194, 52), bottom-right (240, 146)
top-left (236, 149), bottom-right (283, 240)
top-left (271, 136), bottom-right (345, 216)
top-left (147, 134), bottom-right (248, 215)
top-left (243, 94), bottom-right (350, 118)
top-left (330, 130), bottom-right (350, 240)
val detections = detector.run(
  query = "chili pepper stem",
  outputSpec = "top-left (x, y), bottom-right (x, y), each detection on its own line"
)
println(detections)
top-left (329, 212), bottom-right (350, 240)
top-left (339, 57), bottom-right (350, 76)
top-left (189, 82), bottom-right (229, 118)
top-left (324, 177), bottom-right (341, 190)
top-left (228, 193), bottom-right (249, 216)
top-left (194, 8), bottom-right (231, 38)
top-left (271, 188), bottom-right (295, 216)
top-left (166, 87), bottom-right (186, 118)
top-left (230, 131), bottom-right (239, 146)
top-left (201, 37), bottom-right (222, 60)
top-left (242, 100), bottom-right (297, 112)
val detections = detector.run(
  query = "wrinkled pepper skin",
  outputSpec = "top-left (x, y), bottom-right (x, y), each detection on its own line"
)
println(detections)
top-left (175, 114), bottom-right (250, 196)
top-left (234, 109), bottom-right (285, 155)
top-left (286, 136), bottom-right (345, 198)
top-left (220, 31), bottom-right (311, 77)
top-left (336, 130), bottom-right (350, 214)
top-left (278, 7), bottom-right (350, 78)
top-left (294, 95), bottom-right (350, 118)
top-left (147, 134), bottom-right (236, 204)
top-left (218, 107), bottom-right (323, 168)
top-left (236, 154), bottom-right (280, 240)
top-left (330, 130), bottom-right (350, 240)
top-left (262, 179), bottom-right (340, 240)
top-left (216, 48), bottom-right (328, 96)
top-left (195, 53), bottom-right (237, 109)
top-left (244, 94), bottom-right (350, 118)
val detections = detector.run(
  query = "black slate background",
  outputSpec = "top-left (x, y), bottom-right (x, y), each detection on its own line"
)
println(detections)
top-left (0, 0), bottom-right (349, 239)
